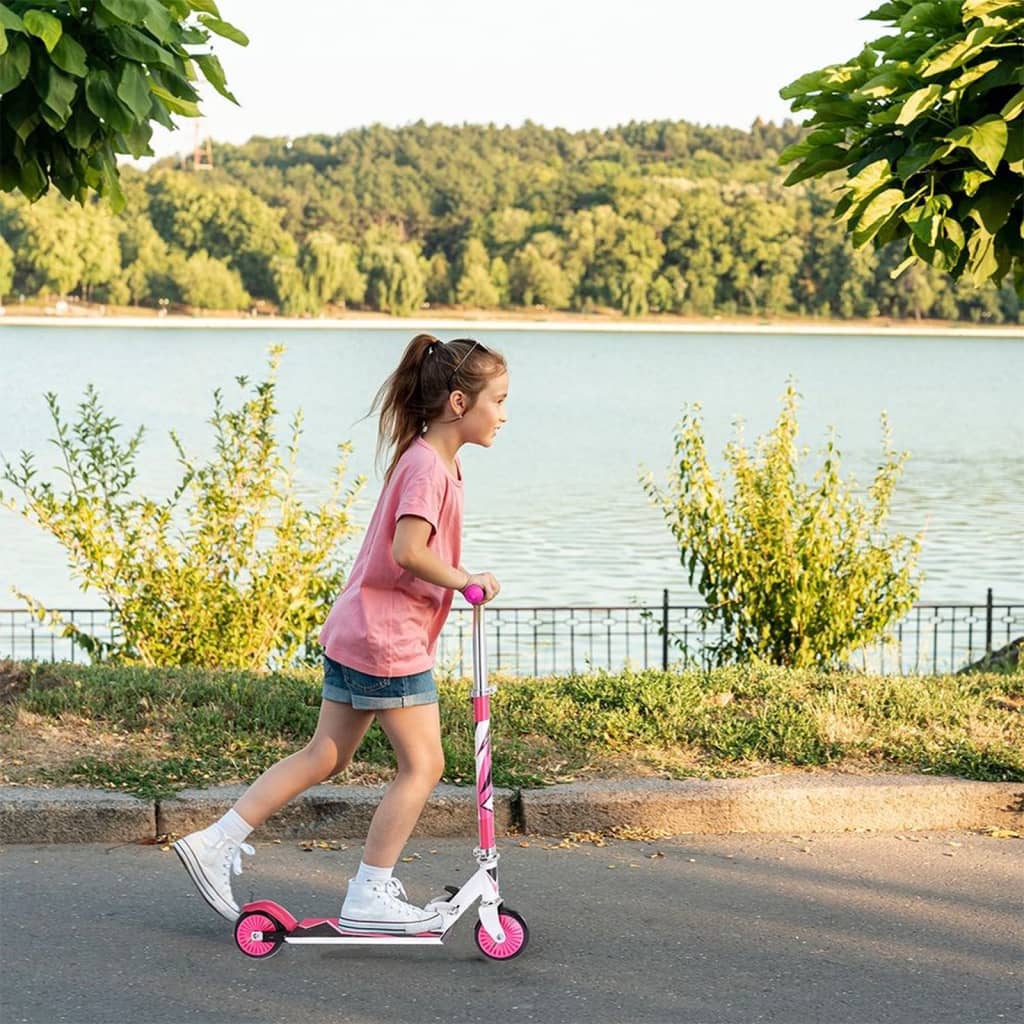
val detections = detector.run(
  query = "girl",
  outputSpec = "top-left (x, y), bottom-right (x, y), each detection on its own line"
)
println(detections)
top-left (174, 333), bottom-right (509, 934)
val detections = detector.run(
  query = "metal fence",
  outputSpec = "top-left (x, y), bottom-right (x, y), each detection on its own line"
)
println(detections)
top-left (2, 590), bottom-right (1020, 676)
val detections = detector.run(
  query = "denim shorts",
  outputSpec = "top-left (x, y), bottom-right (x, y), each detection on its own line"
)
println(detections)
top-left (322, 653), bottom-right (438, 710)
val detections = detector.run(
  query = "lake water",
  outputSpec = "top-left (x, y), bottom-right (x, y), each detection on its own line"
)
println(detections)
top-left (1, 323), bottom-right (1022, 615)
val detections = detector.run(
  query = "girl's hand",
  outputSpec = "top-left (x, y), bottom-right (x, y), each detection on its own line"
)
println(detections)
top-left (463, 572), bottom-right (500, 603)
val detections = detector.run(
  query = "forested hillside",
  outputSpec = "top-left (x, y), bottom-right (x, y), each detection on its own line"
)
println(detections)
top-left (1, 119), bottom-right (1019, 323)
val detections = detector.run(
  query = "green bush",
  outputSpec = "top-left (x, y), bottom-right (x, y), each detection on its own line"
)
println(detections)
top-left (642, 379), bottom-right (925, 669)
top-left (0, 346), bottom-right (364, 669)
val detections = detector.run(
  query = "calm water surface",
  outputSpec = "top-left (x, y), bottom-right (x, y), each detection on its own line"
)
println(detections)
top-left (1, 324), bottom-right (1022, 609)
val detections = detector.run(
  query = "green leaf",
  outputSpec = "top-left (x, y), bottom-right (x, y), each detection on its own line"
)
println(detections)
top-left (1001, 87), bottom-right (1024, 121)
top-left (22, 8), bottom-right (62, 52)
top-left (851, 66), bottom-right (911, 100)
top-left (963, 224), bottom-right (999, 284)
top-left (781, 147), bottom-right (849, 186)
top-left (962, 0), bottom-right (1022, 20)
top-left (193, 52), bottom-right (237, 103)
top-left (148, 64), bottom-right (199, 101)
top-left (98, 146), bottom-right (126, 213)
top-left (107, 25), bottom-right (176, 66)
top-left (960, 168), bottom-right (993, 196)
top-left (19, 153), bottom-right (47, 199)
top-left (945, 58), bottom-right (1000, 92)
top-left (0, 6), bottom-right (24, 32)
top-left (898, 3), bottom-right (944, 31)
top-left (149, 82), bottom-right (201, 116)
top-left (943, 115), bottom-right (1008, 173)
top-left (197, 13), bottom-right (248, 45)
top-left (0, 27), bottom-right (7, 56)
top-left (64, 102), bottom-right (98, 148)
top-left (943, 216), bottom-right (966, 252)
top-left (845, 157), bottom-right (892, 198)
top-left (965, 178), bottom-right (1023, 234)
top-left (50, 32), bottom-right (88, 76)
top-left (148, 93), bottom-right (175, 129)
top-left (895, 139), bottom-right (955, 178)
top-left (42, 65), bottom-right (77, 124)
top-left (1005, 122), bottom-right (1024, 172)
top-left (779, 69), bottom-right (827, 100)
top-left (116, 117), bottom-right (154, 158)
top-left (141, 1), bottom-right (178, 44)
top-left (116, 62), bottom-right (151, 118)
top-left (920, 25), bottom-right (1001, 78)
top-left (850, 187), bottom-right (907, 246)
top-left (85, 69), bottom-right (135, 132)
top-left (904, 194), bottom-right (952, 246)
top-left (0, 33), bottom-right (30, 92)
top-left (889, 251), bottom-right (918, 279)
top-left (188, 0), bottom-right (222, 14)
top-left (12, 110), bottom-right (38, 142)
top-left (864, 2), bottom-right (914, 22)
top-left (778, 127), bottom-right (846, 165)
top-left (895, 83), bottom-right (942, 125)
top-left (98, 0), bottom-right (151, 23)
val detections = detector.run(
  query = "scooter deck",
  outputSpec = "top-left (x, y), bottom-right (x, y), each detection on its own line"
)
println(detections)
top-left (240, 901), bottom-right (449, 945)
top-left (287, 918), bottom-right (447, 944)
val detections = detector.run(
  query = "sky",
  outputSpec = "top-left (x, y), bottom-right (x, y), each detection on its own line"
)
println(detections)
top-left (143, 0), bottom-right (885, 160)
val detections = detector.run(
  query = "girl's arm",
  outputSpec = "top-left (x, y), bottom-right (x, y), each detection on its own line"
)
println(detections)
top-left (393, 516), bottom-right (499, 599)
top-left (394, 515), bottom-right (468, 590)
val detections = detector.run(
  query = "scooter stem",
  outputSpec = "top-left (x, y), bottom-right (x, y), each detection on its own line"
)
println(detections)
top-left (470, 596), bottom-right (496, 853)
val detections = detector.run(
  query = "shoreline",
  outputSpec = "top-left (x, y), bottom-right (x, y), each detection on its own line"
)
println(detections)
top-left (1, 311), bottom-right (1021, 338)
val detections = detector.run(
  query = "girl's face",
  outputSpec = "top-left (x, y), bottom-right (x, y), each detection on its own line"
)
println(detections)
top-left (461, 371), bottom-right (509, 447)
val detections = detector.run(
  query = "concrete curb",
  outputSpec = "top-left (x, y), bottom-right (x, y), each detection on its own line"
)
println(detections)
top-left (519, 774), bottom-right (1024, 835)
top-left (0, 773), bottom-right (1020, 844)
top-left (156, 783), bottom-right (516, 840)
top-left (0, 787), bottom-right (155, 844)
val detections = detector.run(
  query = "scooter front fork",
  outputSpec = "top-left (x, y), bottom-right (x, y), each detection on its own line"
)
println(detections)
top-left (428, 855), bottom-right (505, 944)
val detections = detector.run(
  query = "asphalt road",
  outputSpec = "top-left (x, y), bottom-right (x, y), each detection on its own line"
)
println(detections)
top-left (1, 829), bottom-right (1021, 1024)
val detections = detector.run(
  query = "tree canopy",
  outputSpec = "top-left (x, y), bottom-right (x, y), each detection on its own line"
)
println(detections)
top-left (0, 0), bottom-right (246, 209)
top-left (0, 119), bottom-right (1019, 322)
top-left (779, 0), bottom-right (1023, 294)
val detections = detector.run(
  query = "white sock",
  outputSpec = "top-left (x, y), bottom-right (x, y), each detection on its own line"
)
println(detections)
top-left (354, 860), bottom-right (393, 884)
top-left (213, 808), bottom-right (253, 844)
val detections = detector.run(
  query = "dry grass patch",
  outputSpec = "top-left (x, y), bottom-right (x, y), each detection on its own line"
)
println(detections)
top-left (0, 707), bottom-right (174, 785)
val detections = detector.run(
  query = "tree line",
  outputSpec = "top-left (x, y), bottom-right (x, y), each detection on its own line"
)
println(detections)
top-left (0, 118), bottom-right (1019, 323)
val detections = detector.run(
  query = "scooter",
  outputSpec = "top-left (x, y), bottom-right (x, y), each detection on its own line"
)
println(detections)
top-left (232, 584), bottom-right (530, 962)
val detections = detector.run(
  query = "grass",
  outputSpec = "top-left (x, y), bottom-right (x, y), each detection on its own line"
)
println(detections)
top-left (1, 658), bottom-right (1021, 800)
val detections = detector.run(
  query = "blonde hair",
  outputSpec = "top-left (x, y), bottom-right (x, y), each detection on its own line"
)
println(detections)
top-left (370, 333), bottom-right (507, 482)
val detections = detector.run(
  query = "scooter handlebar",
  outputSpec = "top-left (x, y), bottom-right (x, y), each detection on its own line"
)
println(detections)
top-left (462, 583), bottom-right (486, 605)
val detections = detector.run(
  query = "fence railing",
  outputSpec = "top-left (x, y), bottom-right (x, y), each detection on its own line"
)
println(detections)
top-left (2, 590), bottom-right (1020, 676)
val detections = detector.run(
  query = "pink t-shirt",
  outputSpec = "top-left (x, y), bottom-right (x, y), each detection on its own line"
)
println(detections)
top-left (318, 437), bottom-right (463, 676)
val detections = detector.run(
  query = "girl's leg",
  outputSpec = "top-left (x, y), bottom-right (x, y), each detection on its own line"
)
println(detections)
top-left (234, 699), bottom-right (376, 827)
top-left (361, 703), bottom-right (444, 867)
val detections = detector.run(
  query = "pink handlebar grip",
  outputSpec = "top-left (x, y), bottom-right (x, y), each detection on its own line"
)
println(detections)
top-left (463, 583), bottom-right (486, 605)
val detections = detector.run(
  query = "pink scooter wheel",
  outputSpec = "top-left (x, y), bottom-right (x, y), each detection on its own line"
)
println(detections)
top-left (474, 909), bottom-right (529, 961)
top-left (235, 910), bottom-right (285, 959)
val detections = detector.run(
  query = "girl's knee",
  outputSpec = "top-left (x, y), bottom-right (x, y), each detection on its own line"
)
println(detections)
top-left (303, 737), bottom-right (342, 781)
top-left (400, 749), bottom-right (444, 787)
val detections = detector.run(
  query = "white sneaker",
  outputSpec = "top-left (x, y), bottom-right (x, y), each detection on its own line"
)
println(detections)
top-left (173, 826), bottom-right (255, 922)
top-left (339, 877), bottom-right (443, 934)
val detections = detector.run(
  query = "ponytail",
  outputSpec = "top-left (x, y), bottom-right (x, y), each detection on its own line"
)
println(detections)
top-left (370, 333), bottom-right (506, 483)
